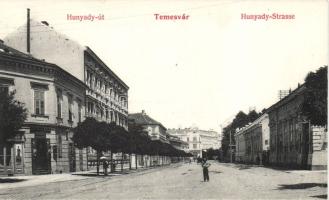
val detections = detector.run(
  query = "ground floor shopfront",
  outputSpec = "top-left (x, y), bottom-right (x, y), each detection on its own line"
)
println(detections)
top-left (0, 124), bottom-right (88, 176)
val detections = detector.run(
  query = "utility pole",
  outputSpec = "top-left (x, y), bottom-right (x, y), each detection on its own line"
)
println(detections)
top-left (229, 130), bottom-right (236, 163)
top-left (229, 130), bottom-right (232, 163)
top-left (27, 8), bottom-right (30, 53)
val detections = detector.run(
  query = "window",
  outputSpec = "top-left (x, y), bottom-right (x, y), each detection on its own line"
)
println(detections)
top-left (57, 92), bottom-right (62, 118)
top-left (110, 111), bottom-right (113, 121)
top-left (265, 140), bottom-right (268, 145)
top-left (94, 77), bottom-right (98, 89)
top-left (0, 77), bottom-right (14, 94)
top-left (34, 90), bottom-right (45, 115)
top-left (193, 137), bottom-right (197, 142)
top-left (193, 144), bottom-right (197, 149)
top-left (68, 95), bottom-right (73, 121)
top-left (0, 86), bottom-right (8, 94)
top-left (87, 102), bottom-right (94, 114)
top-left (105, 110), bottom-right (109, 120)
top-left (187, 137), bottom-right (189, 142)
top-left (86, 70), bottom-right (91, 86)
top-left (105, 84), bottom-right (108, 94)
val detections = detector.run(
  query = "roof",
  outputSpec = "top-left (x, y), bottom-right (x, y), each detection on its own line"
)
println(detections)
top-left (235, 113), bottom-right (268, 136)
top-left (266, 84), bottom-right (306, 113)
top-left (85, 47), bottom-right (129, 90)
top-left (0, 41), bottom-right (34, 59)
top-left (168, 135), bottom-right (188, 145)
top-left (129, 112), bottom-right (167, 130)
top-left (4, 19), bottom-right (128, 90)
top-left (0, 41), bottom-right (88, 89)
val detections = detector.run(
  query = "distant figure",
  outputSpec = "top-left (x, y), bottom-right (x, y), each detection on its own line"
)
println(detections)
top-left (256, 155), bottom-right (260, 165)
top-left (201, 159), bottom-right (211, 182)
top-left (103, 160), bottom-right (109, 176)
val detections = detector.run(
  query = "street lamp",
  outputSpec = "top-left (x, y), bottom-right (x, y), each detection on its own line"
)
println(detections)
top-left (229, 130), bottom-right (236, 163)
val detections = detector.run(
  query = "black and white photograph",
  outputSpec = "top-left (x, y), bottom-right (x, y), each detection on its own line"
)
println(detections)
top-left (0, 0), bottom-right (327, 199)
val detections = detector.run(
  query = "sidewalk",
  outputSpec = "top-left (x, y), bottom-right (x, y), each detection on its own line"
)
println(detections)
top-left (0, 163), bottom-right (180, 190)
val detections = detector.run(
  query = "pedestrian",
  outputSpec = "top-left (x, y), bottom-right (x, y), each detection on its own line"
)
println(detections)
top-left (103, 160), bottom-right (109, 176)
top-left (201, 159), bottom-right (211, 182)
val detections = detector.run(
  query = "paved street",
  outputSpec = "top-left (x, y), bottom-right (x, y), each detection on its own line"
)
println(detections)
top-left (0, 161), bottom-right (326, 199)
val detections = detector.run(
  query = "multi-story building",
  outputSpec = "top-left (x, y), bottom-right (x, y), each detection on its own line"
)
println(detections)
top-left (0, 42), bottom-right (88, 175)
top-left (167, 127), bottom-right (220, 158)
top-left (267, 84), bottom-right (327, 170)
top-left (4, 19), bottom-right (129, 129)
top-left (235, 113), bottom-right (270, 165)
top-left (168, 135), bottom-right (189, 151)
top-left (129, 110), bottom-right (169, 143)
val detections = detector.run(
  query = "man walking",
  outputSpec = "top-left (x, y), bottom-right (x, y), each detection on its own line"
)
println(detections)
top-left (201, 159), bottom-right (211, 182)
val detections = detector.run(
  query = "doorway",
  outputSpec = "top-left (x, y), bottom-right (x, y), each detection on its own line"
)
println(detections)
top-left (69, 143), bottom-right (76, 172)
top-left (32, 137), bottom-right (51, 174)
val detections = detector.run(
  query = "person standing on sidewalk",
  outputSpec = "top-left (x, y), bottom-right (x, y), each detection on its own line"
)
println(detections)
top-left (201, 159), bottom-right (211, 182)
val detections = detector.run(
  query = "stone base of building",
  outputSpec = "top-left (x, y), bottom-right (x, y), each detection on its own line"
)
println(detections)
top-left (0, 125), bottom-right (88, 176)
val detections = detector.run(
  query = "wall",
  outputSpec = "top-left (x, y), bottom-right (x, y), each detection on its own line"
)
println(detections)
top-left (4, 20), bottom-right (85, 82)
top-left (311, 126), bottom-right (327, 170)
top-left (0, 56), bottom-right (87, 175)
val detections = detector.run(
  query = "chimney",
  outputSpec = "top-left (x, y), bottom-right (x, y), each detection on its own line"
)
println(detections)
top-left (27, 8), bottom-right (30, 53)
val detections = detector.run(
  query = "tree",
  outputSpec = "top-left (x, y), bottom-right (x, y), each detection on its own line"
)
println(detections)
top-left (72, 117), bottom-right (112, 175)
top-left (231, 111), bottom-right (249, 130)
top-left (0, 91), bottom-right (27, 145)
top-left (221, 110), bottom-right (262, 161)
top-left (301, 66), bottom-right (327, 126)
top-left (247, 110), bottom-right (261, 123)
top-left (127, 122), bottom-right (149, 169)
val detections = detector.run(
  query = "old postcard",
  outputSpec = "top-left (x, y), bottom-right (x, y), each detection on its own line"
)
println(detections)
top-left (0, 0), bottom-right (327, 199)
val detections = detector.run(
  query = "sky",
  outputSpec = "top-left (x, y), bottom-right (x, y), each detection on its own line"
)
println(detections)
top-left (0, 0), bottom-right (328, 132)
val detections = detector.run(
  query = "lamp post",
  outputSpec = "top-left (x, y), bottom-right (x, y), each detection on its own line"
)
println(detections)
top-left (229, 130), bottom-right (236, 163)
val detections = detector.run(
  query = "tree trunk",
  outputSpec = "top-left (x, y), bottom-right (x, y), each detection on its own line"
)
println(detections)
top-left (110, 151), bottom-right (114, 173)
top-left (96, 150), bottom-right (100, 175)
top-left (135, 154), bottom-right (138, 169)
top-left (121, 153), bottom-right (124, 172)
top-left (129, 153), bottom-right (132, 170)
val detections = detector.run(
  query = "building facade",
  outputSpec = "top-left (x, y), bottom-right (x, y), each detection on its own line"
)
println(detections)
top-left (129, 110), bottom-right (169, 143)
top-left (267, 84), bottom-right (327, 170)
top-left (168, 135), bottom-right (189, 152)
top-left (167, 127), bottom-right (220, 158)
top-left (0, 42), bottom-right (88, 175)
top-left (4, 19), bottom-right (129, 129)
top-left (235, 114), bottom-right (270, 165)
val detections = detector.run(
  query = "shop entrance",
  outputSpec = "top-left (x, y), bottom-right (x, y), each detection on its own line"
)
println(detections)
top-left (0, 144), bottom-right (12, 175)
top-left (69, 143), bottom-right (76, 172)
top-left (32, 136), bottom-right (51, 175)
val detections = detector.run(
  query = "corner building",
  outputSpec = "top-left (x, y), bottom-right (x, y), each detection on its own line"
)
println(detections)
top-left (0, 43), bottom-right (88, 175)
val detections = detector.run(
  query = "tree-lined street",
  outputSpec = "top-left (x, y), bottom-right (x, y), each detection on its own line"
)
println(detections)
top-left (0, 161), bottom-right (326, 199)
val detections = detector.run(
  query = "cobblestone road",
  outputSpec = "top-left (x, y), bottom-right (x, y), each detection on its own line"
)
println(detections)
top-left (0, 161), bottom-right (326, 199)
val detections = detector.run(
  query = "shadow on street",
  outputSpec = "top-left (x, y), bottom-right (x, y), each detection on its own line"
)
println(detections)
top-left (0, 178), bottom-right (27, 183)
top-left (209, 170), bottom-right (222, 174)
top-left (310, 194), bottom-right (327, 199)
top-left (277, 183), bottom-right (327, 190)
